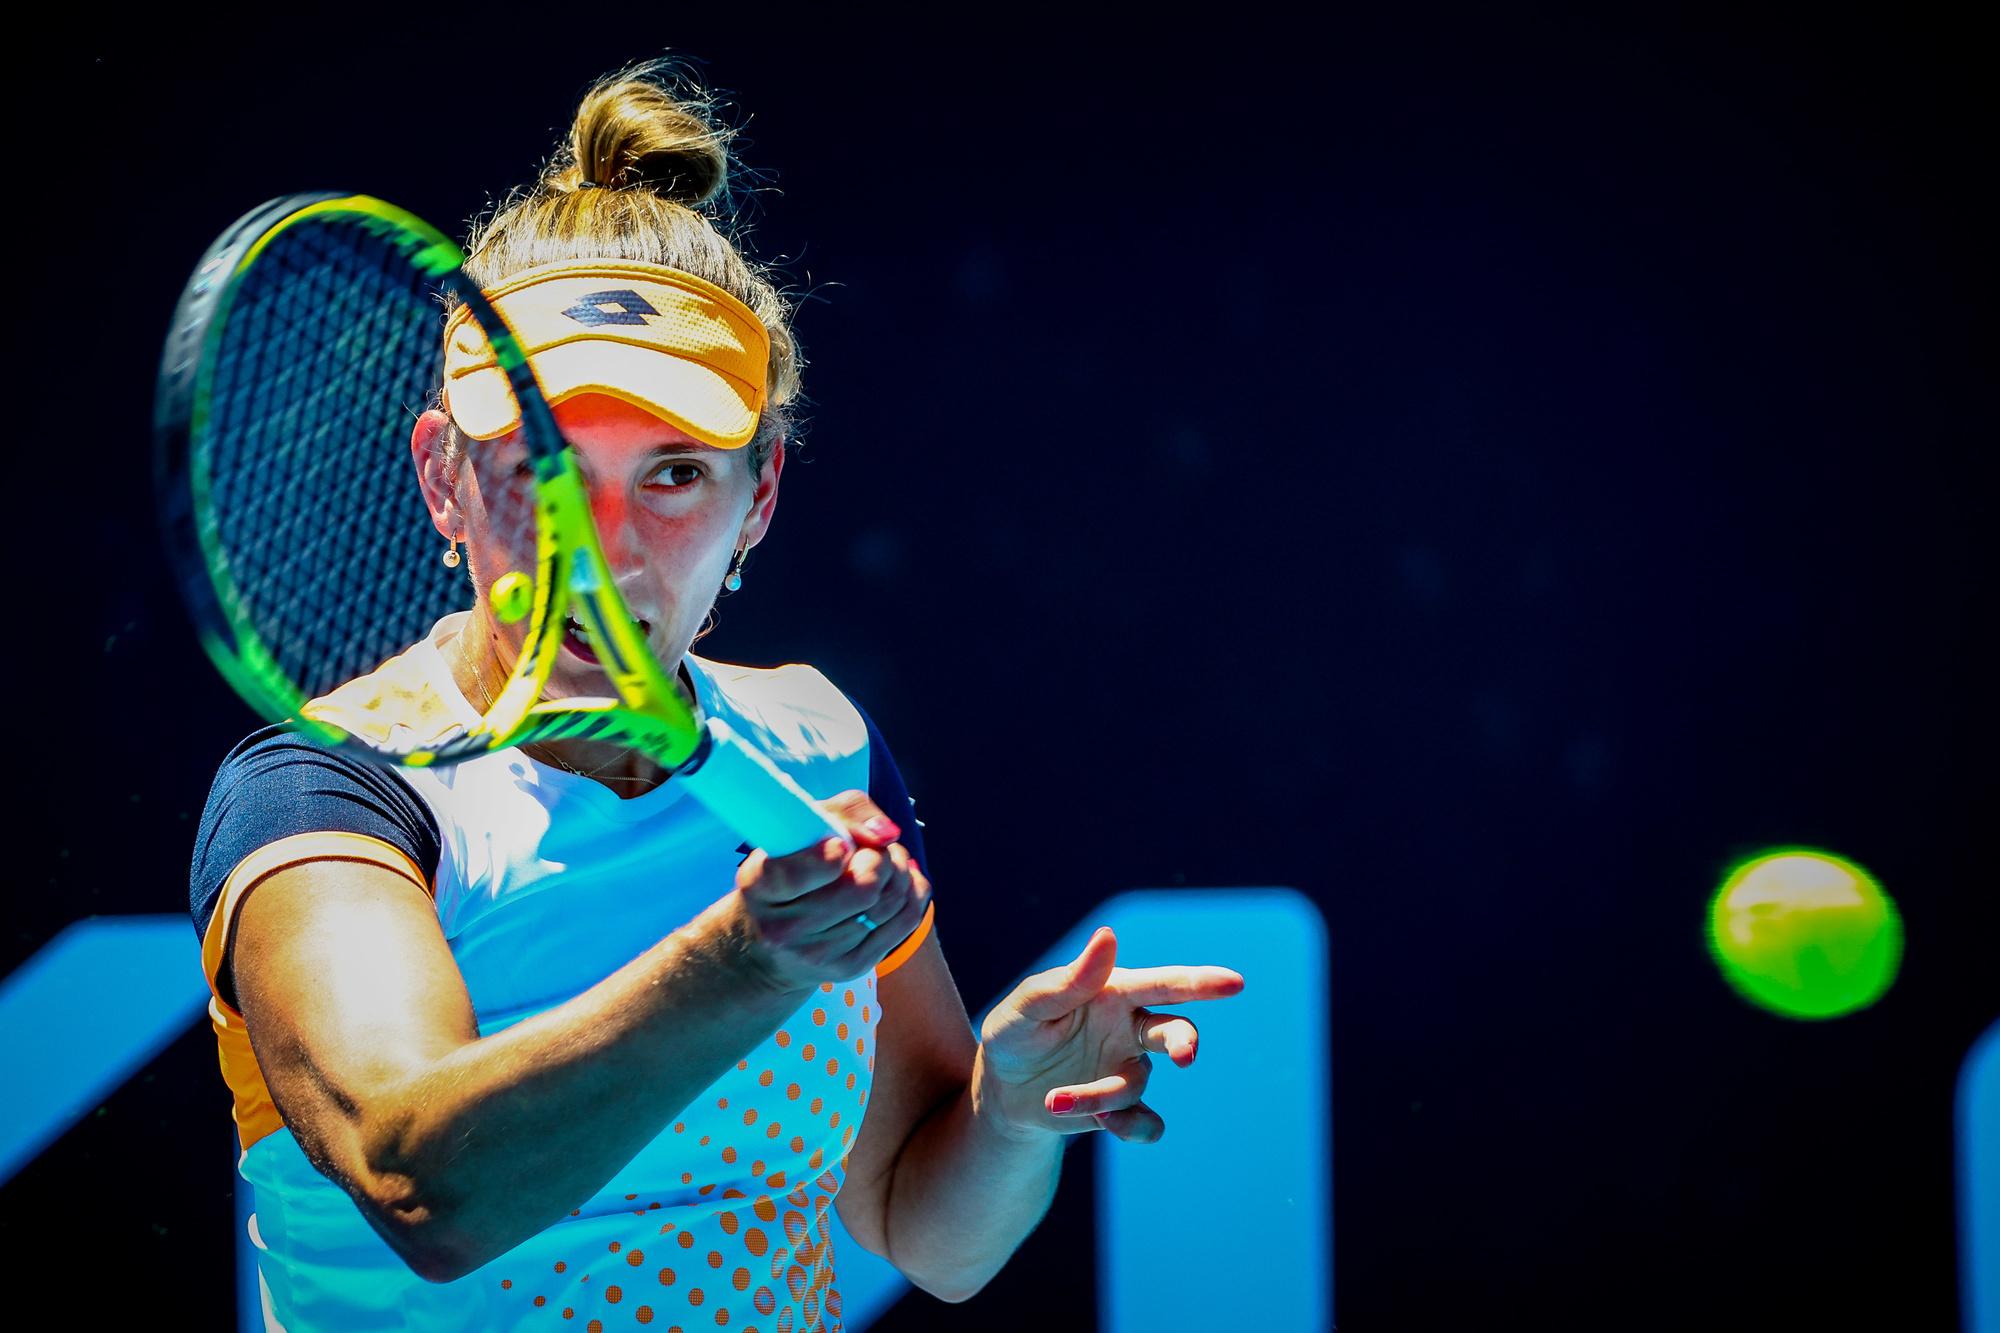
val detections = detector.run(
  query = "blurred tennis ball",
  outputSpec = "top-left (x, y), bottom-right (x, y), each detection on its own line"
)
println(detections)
top-left (1707, 849), bottom-right (1903, 1019)
top-left (491, 571), bottom-right (533, 623)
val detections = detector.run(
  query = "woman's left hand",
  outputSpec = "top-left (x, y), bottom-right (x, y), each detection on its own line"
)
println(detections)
top-left (972, 926), bottom-right (1245, 1144)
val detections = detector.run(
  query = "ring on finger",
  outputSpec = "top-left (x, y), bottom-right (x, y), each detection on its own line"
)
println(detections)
top-left (853, 912), bottom-right (879, 931)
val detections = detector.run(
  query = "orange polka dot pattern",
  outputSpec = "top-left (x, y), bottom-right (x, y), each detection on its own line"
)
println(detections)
top-left (492, 974), bottom-right (877, 1331)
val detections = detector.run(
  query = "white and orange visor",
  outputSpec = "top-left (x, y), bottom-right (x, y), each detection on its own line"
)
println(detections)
top-left (441, 258), bottom-right (770, 450)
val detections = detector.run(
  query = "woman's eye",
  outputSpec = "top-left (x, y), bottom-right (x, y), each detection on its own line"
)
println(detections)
top-left (650, 462), bottom-right (705, 489)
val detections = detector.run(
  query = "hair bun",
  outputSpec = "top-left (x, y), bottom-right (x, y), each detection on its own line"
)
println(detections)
top-left (555, 58), bottom-right (732, 208)
top-left (461, 55), bottom-right (802, 477)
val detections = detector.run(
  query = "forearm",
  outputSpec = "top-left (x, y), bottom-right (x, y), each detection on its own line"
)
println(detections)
top-left (882, 1043), bottom-right (1067, 1304)
top-left (361, 892), bottom-right (811, 1281)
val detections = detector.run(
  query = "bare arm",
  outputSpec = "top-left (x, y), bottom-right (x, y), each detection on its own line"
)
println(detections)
top-left (232, 860), bottom-right (810, 1282)
top-left (834, 921), bottom-right (1067, 1304)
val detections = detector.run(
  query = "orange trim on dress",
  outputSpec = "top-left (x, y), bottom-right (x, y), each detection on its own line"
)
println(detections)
top-left (873, 900), bottom-right (935, 981)
top-left (200, 832), bottom-right (433, 1153)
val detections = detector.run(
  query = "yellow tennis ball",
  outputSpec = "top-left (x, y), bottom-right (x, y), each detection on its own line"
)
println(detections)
top-left (491, 571), bottom-right (533, 623)
top-left (1707, 849), bottom-right (1903, 1020)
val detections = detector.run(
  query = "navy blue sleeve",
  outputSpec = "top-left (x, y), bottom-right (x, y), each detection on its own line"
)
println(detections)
top-left (189, 724), bottom-right (442, 1005)
top-left (852, 703), bottom-right (928, 874)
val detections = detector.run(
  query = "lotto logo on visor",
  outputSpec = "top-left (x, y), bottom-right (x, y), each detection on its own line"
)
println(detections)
top-left (562, 290), bottom-right (660, 327)
top-left (442, 259), bottom-right (770, 449)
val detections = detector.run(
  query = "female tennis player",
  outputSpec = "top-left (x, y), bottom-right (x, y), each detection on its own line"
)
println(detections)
top-left (188, 60), bottom-right (1243, 1331)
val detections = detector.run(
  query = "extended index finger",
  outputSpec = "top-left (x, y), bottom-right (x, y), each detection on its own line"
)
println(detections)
top-left (1104, 966), bottom-right (1246, 1007)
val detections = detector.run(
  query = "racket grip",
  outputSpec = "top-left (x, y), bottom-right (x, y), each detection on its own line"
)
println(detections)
top-left (679, 718), bottom-right (853, 858)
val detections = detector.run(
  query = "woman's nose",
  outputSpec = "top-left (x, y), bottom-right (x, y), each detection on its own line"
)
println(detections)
top-left (588, 486), bottom-right (645, 572)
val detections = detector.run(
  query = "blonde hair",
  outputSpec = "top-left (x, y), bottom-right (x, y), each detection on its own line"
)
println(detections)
top-left (443, 57), bottom-right (803, 479)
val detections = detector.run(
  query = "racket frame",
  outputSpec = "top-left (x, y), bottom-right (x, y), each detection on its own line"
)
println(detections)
top-left (157, 194), bottom-right (846, 853)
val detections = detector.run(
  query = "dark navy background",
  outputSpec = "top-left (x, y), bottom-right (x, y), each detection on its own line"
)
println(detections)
top-left (12, 11), bottom-right (1991, 1329)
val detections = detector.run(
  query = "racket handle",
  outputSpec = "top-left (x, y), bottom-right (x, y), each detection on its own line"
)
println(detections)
top-left (679, 718), bottom-right (854, 858)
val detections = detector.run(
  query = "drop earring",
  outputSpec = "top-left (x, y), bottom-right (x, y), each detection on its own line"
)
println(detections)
top-left (442, 535), bottom-right (461, 568)
top-left (723, 545), bottom-right (747, 592)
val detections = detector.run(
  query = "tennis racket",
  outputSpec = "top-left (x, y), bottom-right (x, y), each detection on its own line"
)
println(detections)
top-left (154, 192), bottom-right (848, 857)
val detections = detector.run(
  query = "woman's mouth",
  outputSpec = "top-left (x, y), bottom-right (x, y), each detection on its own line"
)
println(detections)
top-left (561, 614), bottom-right (652, 667)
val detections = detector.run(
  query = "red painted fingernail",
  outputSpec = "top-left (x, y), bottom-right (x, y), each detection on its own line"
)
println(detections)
top-left (1050, 1092), bottom-right (1076, 1114)
top-left (861, 816), bottom-right (900, 841)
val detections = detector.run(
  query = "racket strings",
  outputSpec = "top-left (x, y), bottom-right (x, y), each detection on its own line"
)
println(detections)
top-left (202, 217), bottom-right (488, 705)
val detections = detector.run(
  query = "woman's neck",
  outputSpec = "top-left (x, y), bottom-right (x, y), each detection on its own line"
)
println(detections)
top-left (443, 611), bottom-right (685, 798)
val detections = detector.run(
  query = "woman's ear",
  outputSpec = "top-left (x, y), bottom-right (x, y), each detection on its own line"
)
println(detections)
top-left (411, 409), bottom-right (462, 539)
top-left (739, 440), bottom-right (787, 550)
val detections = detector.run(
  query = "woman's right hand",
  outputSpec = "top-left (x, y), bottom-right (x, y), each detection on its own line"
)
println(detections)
top-left (726, 790), bottom-right (932, 996)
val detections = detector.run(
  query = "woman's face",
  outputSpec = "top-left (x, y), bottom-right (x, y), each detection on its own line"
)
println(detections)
top-left (413, 392), bottom-right (781, 699)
